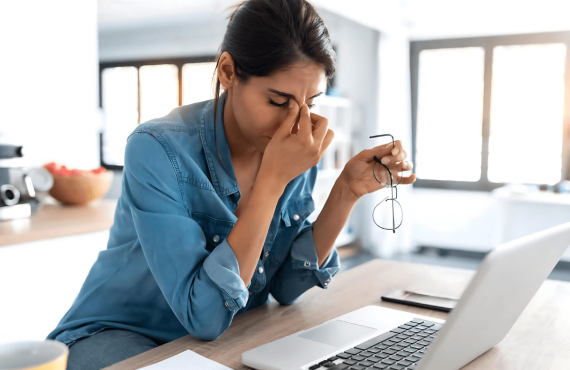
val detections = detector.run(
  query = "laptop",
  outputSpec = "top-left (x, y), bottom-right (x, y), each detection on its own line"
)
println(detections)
top-left (242, 221), bottom-right (570, 370)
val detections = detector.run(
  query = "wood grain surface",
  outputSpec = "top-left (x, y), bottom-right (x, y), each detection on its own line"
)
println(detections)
top-left (0, 198), bottom-right (117, 247)
top-left (105, 259), bottom-right (570, 370)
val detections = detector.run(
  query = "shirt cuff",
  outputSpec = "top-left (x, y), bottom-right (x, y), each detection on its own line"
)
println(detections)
top-left (203, 238), bottom-right (249, 311)
top-left (290, 226), bottom-right (340, 289)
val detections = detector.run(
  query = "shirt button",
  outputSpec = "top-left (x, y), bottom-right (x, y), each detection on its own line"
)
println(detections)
top-left (293, 214), bottom-right (300, 221)
top-left (304, 261), bottom-right (310, 267)
top-left (224, 301), bottom-right (229, 308)
top-left (265, 252), bottom-right (269, 258)
top-left (324, 279), bottom-right (330, 286)
top-left (213, 235), bottom-right (220, 243)
top-left (258, 266), bottom-right (264, 274)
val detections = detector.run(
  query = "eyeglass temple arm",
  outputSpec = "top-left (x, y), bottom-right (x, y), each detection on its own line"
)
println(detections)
top-left (369, 134), bottom-right (395, 148)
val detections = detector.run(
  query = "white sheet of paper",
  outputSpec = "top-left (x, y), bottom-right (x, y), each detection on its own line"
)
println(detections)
top-left (138, 350), bottom-right (234, 370)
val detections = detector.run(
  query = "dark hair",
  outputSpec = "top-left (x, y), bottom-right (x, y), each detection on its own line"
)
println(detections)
top-left (211, 0), bottom-right (337, 168)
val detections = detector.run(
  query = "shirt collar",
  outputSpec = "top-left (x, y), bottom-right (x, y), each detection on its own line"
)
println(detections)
top-left (199, 91), bottom-right (241, 197)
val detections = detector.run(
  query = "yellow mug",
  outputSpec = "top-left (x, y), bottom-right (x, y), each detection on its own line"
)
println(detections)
top-left (0, 340), bottom-right (68, 370)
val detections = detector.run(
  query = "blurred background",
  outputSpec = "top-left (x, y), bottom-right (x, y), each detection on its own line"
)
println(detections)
top-left (1, 0), bottom-right (570, 345)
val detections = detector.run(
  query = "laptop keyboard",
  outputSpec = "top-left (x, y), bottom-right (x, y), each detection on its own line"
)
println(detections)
top-left (307, 319), bottom-right (442, 370)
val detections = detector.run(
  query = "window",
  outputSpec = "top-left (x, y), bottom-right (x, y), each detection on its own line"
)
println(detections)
top-left (139, 64), bottom-right (179, 125)
top-left (416, 47), bottom-right (485, 182)
top-left (99, 56), bottom-right (217, 168)
top-left (488, 43), bottom-right (566, 185)
top-left (411, 32), bottom-right (570, 191)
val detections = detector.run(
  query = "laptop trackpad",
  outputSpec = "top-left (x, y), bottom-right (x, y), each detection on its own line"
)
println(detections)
top-left (298, 320), bottom-right (377, 348)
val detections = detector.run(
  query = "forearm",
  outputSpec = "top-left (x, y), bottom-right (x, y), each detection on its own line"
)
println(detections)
top-left (313, 172), bottom-right (359, 268)
top-left (227, 169), bottom-right (286, 287)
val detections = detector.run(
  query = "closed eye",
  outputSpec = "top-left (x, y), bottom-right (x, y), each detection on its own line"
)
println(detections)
top-left (269, 99), bottom-right (315, 109)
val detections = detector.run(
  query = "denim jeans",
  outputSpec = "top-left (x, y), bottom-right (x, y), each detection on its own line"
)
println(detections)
top-left (65, 329), bottom-right (166, 370)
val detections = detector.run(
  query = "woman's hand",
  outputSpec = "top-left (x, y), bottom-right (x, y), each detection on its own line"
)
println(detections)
top-left (260, 99), bottom-right (334, 187)
top-left (339, 140), bottom-right (417, 200)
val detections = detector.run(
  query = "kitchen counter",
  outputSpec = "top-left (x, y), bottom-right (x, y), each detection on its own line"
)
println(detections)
top-left (0, 198), bottom-right (117, 247)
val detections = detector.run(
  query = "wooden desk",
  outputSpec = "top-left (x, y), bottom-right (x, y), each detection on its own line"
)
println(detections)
top-left (105, 259), bottom-right (570, 370)
top-left (0, 198), bottom-right (117, 246)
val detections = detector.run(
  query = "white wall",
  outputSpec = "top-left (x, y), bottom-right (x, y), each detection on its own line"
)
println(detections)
top-left (402, 0), bottom-right (570, 40)
top-left (0, 0), bottom-right (101, 170)
top-left (99, 20), bottom-right (226, 62)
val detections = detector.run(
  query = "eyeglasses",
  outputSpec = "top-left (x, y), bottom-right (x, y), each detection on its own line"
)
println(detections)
top-left (370, 134), bottom-right (403, 233)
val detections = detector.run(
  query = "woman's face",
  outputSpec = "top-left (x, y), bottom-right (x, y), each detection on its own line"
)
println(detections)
top-left (220, 54), bottom-right (327, 154)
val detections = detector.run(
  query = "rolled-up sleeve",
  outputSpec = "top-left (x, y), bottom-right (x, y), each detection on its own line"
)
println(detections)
top-left (125, 132), bottom-right (248, 340)
top-left (202, 239), bottom-right (250, 311)
top-left (270, 218), bottom-right (340, 305)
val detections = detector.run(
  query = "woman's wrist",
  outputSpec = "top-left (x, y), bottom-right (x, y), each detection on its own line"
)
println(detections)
top-left (336, 170), bottom-right (361, 204)
top-left (255, 165), bottom-right (289, 195)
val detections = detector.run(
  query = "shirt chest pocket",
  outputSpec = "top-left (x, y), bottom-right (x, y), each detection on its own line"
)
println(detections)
top-left (270, 193), bottom-right (316, 267)
top-left (280, 193), bottom-right (316, 227)
top-left (192, 212), bottom-right (234, 252)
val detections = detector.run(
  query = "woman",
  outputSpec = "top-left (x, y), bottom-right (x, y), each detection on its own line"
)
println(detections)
top-left (47, 0), bottom-right (416, 368)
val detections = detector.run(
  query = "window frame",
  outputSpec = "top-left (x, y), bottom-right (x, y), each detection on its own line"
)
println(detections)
top-left (410, 31), bottom-right (570, 191)
top-left (99, 55), bottom-right (217, 170)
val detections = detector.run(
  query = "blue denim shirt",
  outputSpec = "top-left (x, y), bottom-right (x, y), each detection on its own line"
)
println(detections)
top-left (46, 91), bottom-right (340, 345)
